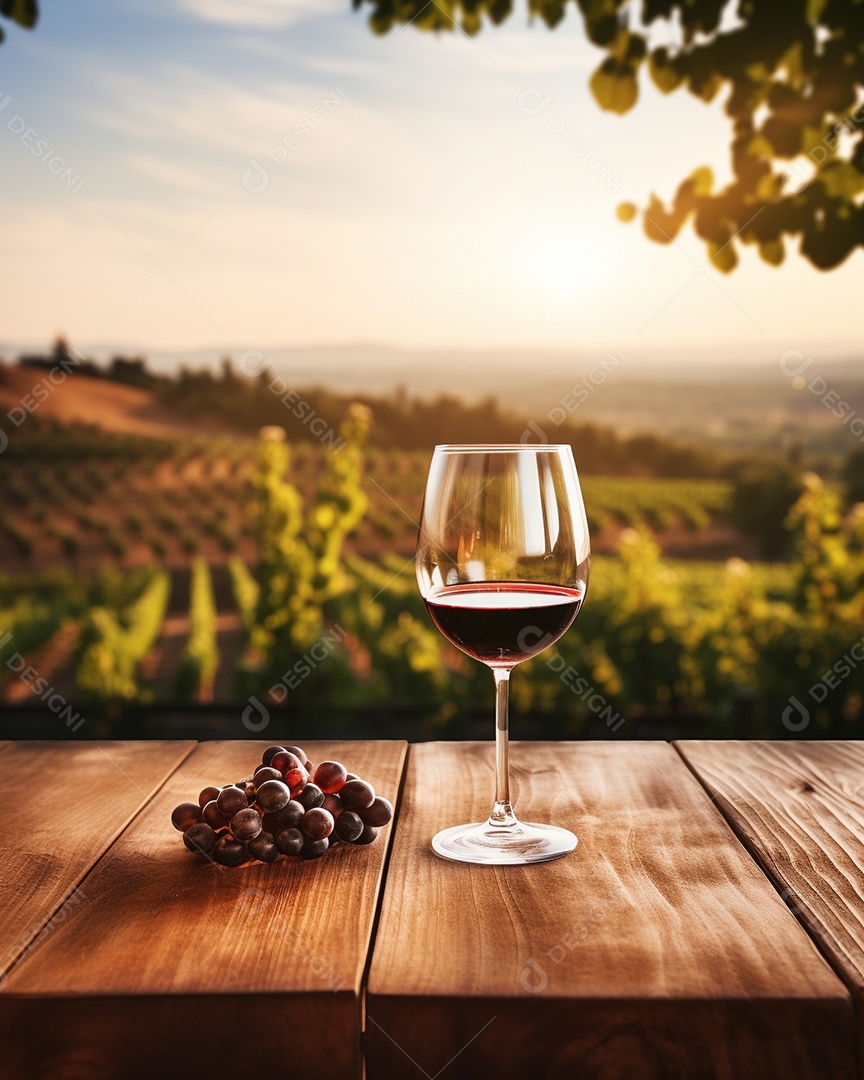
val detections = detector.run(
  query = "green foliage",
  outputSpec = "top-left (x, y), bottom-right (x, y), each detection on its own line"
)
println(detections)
top-left (729, 464), bottom-right (804, 559)
top-left (0, 0), bottom-right (37, 42)
top-left (241, 405), bottom-right (371, 690)
top-left (0, 595), bottom-right (66, 674)
top-left (787, 473), bottom-right (858, 621)
top-left (174, 559), bottom-right (219, 700)
top-left (842, 446), bottom-right (864, 505)
top-left (357, 0), bottom-right (864, 270)
top-left (4, 485), bottom-right (864, 734)
top-left (325, 553), bottom-right (454, 718)
top-left (229, 556), bottom-right (260, 632)
top-left (75, 570), bottom-right (170, 701)
top-left (584, 477), bottom-right (731, 532)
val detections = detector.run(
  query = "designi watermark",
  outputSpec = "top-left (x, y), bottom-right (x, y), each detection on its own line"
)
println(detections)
top-left (517, 88), bottom-right (625, 194)
top-left (242, 624), bottom-right (348, 731)
top-left (521, 348), bottom-right (625, 444)
top-left (782, 632), bottom-right (864, 731)
top-left (0, 632), bottom-right (85, 731)
top-left (519, 895), bottom-right (619, 993)
top-left (781, 101), bottom-right (864, 195)
top-left (0, 350), bottom-right (83, 455)
top-left (242, 86), bottom-right (348, 193)
top-left (0, 882), bottom-right (87, 991)
top-left (779, 349), bottom-right (864, 442)
top-left (0, 92), bottom-right (85, 193)
top-left (546, 651), bottom-right (624, 732)
top-left (238, 349), bottom-right (346, 453)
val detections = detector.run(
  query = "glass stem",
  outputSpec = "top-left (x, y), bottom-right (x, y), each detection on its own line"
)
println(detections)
top-left (489, 667), bottom-right (518, 828)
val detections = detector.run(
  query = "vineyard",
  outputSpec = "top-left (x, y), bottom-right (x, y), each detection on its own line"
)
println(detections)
top-left (1, 418), bottom-right (863, 739)
top-left (0, 426), bottom-right (737, 570)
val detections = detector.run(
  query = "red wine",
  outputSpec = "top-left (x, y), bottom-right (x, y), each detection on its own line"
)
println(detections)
top-left (424, 582), bottom-right (583, 666)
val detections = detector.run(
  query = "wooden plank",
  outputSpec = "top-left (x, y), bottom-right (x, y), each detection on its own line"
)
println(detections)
top-left (0, 740), bottom-right (195, 980)
top-left (0, 740), bottom-right (406, 1080)
top-left (676, 740), bottom-right (864, 1078)
top-left (367, 741), bottom-right (856, 1080)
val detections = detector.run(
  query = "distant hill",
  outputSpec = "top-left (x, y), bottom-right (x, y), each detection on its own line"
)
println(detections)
top-left (2, 339), bottom-right (863, 456)
top-left (0, 363), bottom-right (237, 440)
top-left (0, 357), bottom-right (734, 478)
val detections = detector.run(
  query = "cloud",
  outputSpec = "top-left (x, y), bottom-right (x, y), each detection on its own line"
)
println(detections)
top-left (124, 152), bottom-right (227, 196)
top-left (80, 64), bottom-right (321, 156)
top-left (178, 0), bottom-right (345, 28)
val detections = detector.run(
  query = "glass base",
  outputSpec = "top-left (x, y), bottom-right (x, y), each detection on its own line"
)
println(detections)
top-left (431, 820), bottom-right (577, 865)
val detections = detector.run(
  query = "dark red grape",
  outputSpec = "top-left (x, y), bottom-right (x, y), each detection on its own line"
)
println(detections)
top-left (262, 745), bottom-right (286, 766)
top-left (335, 810), bottom-right (364, 842)
top-left (256, 779), bottom-right (291, 813)
top-left (231, 807), bottom-right (263, 841)
top-left (313, 761), bottom-right (347, 794)
top-left (339, 779), bottom-right (375, 811)
top-left (283, 744), bottom-right (308, 765)
top-left (273, 800), bottom-right (305, 829)
top-left (198, 785), bottom-right (220, 809)
top-left (270, 750), bottom-right (303, 775)
top-left (202, 800), bottom-right (229, 830)
top-left (175, 750), bottom-right (382, 865)
top-left (216, 786), bottom-right (248, 817)
top-left (214, 835), bottom-right (248, 866)
top-left (252, 767), bottom-right (283, 789)
top-left (359, 796), bottom-right (393, 827)
top-left (321, 793), bottom-right (343, 819)
top-left (301, 836), bottom-right (329, 859)
top-left (302, 807), bottom-right (334, 840)
top-left (183, 822), bottom-right (217, 855)
top-left (297, 783), bottom-right (324, 810)
top-left (248, 831), bottom-right (278, 863)
top-left (283, 766), bottom-right (309, 797)
top-left (275, 827), bottom-right (304, 856)
top-left (171, 802), bottom-right (203, 832)
top-left (354, 823), bottom-right (379, 845)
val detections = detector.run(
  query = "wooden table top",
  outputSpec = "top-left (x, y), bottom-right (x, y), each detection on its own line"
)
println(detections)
top-left (1, 739), bottom-right (862, 1080)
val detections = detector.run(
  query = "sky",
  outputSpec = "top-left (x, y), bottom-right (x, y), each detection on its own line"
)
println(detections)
top-left (1, 0), bottom-right (862, 365)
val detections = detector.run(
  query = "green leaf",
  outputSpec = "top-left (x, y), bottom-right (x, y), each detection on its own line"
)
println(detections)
top-left (691, 166), bottom-right (714, 195)
top-left (0, 0), bottom-right (37, 29)
top-left (819, 160), bottom-right (864, 199)
top-left (642, 194), bottom-right (682, 243)
top-left (590, 59), bottom-right (638, 115)
top-left (689, 69), bottom-right (723, 103)
top-left (707, 239), bottom-right (738, 273)
top-left (759, 238), bottom-right (785, 265)
top-left (649, 48), bottom-right (683, 93)
top-left (617, 202), bottom-right (637, 223)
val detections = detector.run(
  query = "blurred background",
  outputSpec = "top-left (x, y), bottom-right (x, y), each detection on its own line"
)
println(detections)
top-left (2, 0), bottom-right (864, 740)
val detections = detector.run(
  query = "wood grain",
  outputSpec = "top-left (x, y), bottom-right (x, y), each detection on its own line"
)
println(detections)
top-left (366, 741), bottom-right (855, 1079)
top-left (0, 740), bottom-right (194, 979)
top-left (676, 740), bottom-right (864, 1077)
top-left (0, 740), bottom-right (406, 1080)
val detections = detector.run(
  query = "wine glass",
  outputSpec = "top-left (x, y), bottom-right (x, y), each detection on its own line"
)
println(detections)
top-left (416, 444), bottom-right (590, 865)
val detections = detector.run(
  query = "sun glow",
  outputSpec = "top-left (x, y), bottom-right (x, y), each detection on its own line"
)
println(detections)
top-left (517, 227), bottom-right (617, 297)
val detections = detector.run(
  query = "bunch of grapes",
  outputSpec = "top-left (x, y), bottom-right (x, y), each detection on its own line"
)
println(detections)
top-left (170, 744), bottom-right (393, 866)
